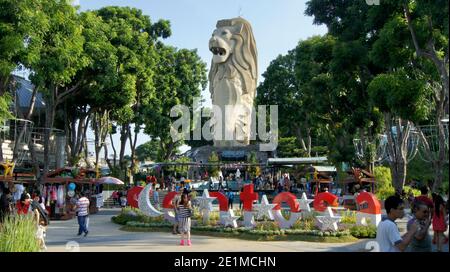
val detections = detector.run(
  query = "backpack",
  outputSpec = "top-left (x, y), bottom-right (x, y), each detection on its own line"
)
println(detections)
top-left (31, 200), bottom-right (49, 226)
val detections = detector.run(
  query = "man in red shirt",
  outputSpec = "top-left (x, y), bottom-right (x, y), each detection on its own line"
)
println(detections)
top-left (415, 186), bottom-right (434, 209)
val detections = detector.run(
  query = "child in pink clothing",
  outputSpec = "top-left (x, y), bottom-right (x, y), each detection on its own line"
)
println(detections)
top-left (432, 194), bottom-right (448, 252)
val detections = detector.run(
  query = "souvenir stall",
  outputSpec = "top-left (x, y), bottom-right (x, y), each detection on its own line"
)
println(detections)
top-left (0, 164), bottom-right (37, 208)
top-left (304, 166), bottom-right (337, 196)
top-left (342, 168), bottom-right (377, 210)
top-left (42, 167), bottom-right (102, 220)
top-left (310, 171), bottom-right (334, 196)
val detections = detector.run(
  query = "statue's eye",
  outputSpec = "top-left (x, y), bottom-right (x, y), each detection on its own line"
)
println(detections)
top-left (222, 31), bottom-right (228, 36)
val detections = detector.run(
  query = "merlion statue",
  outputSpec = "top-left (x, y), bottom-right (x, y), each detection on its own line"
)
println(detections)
top-left (208, 17), bottom-right (258, 147)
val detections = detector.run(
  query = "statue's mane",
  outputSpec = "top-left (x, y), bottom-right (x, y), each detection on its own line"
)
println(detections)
top-left (209, 17), bottom-right (258, 96)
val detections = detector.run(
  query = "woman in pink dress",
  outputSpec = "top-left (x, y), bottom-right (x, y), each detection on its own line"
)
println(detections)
top-left (432, 194), bottom-right (448, 251)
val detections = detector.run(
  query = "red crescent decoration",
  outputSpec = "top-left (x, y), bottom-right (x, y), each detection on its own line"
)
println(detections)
top-left (272, 192), bottom-right (300, 212)
top-left (127, 186), bottom-right (143, 208)
top-left (356, 192), bottom-right (381, 214)
top-left (162, 192), bottom-right (179, 209)
top-left (209, 192), bottom-right (229, 211)
top-left (313, 192), bottom-right (339, 212)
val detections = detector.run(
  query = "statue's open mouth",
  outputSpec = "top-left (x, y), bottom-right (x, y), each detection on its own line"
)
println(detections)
top-left (210, 47), bottom-right (227, 56)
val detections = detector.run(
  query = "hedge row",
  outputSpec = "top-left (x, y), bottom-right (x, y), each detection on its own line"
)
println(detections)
top-left (124, 221), bottom-right (352, 237)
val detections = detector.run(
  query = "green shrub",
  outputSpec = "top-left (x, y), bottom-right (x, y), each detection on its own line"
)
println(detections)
top-left (350, 225), bottom-right (377, 238)
top-left (0, 215), bottom-right (40, 252)
top-left (374, 166), bottom-right (395, 200)
top-left (292, 217), bottom-right (316, 230)
top-left (340, 210), bottom-right (357, 224)
top-left (403, 186), bottom-right (421, 197)
top-left (112, 208), bottom-right (165, 225)
top-left (255, 221), bottom-right (280, 231)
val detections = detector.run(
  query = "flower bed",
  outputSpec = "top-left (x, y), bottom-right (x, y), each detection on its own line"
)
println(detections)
top-left (121, 221), bottom-right (356, 242)
top-left (112, 208), bottom-right (373, 242)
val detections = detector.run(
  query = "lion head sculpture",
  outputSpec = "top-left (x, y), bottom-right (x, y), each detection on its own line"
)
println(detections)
top-left (208, 17), bottom-right (258, 97)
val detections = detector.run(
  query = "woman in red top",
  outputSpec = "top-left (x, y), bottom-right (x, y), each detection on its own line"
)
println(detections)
top-left (432, 194), bottom-right (448, 251)
top-left (16, 193), bottom-right (31, 215)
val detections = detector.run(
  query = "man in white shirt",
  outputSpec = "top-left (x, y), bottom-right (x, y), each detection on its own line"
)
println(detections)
top-left (376, 195), bottom-right (418, 252)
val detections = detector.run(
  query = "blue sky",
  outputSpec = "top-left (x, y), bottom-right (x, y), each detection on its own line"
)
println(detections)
top-left (77, 0), bottom-right (327, 156)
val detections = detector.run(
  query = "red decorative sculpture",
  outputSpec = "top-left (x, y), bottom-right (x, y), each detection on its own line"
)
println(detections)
top-left (356, 192), bottom-right (381, 214)
top-left (127, 186), bottom-right (143, 208)
top-left (209, 192), bottom-right (229, 211)
top-left (240, 184), bottom-right (259, 211)
top-left (162, 192), bottom-right (179, 209)
top-left (313, 192), bottom-right (339, 212)
top-left (272, 192), bottom-right (300, 212)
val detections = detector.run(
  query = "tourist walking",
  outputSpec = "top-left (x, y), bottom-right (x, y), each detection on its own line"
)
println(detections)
top-left (75, 191), bottom-right (90, 237)
top-left (177, 193), bottom-right (193, 246)
top-left (376, 195), bottom-right (418, 252)
top-left (432, 194), bottom-right (448, 252)
top-left (227, 190), bottom-right (234, 210)
top-left (407, 200), bottom-right (432, 252)
top-left (153, 187), bottom-right (160, 209)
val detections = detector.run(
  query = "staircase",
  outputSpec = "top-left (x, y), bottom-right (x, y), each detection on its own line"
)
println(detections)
top-left (100, 189), bottom-right (171, 209)
top-left (1, 139), bottom-right (56, 166)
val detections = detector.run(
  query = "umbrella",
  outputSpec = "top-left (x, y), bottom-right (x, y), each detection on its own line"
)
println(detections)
top-left (98, 176), bottom-right (124, 185)
top-left (97, 176), bottom-right (124, 208)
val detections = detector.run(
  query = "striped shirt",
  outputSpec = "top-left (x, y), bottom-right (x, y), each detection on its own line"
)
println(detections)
top-left (177, 203), bottom-right (192, 218)
top-left (76, 197), bottom-right (90, 216)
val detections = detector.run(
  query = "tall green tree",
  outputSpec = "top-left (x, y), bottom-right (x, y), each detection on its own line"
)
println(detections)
top-left (304, 0), bottom-right (448, 192)
top-left (136, 139), bottom-right (160, 162)
top-left (144, 46), bottom-right (207, 160)
top-left (368, 71), bottom-right (431, 194)
top-left (25, 0), bottom-right (90, 179)
top-left (256, 50), bottom-right (313, 155)
top-left (0, 0), bottom-right (49, 162)
top-left (94, 6), bottom-right (171, 178)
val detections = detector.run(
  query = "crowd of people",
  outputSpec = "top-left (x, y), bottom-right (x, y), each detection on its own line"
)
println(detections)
top-left (0, 185), bottom-right (93, 251)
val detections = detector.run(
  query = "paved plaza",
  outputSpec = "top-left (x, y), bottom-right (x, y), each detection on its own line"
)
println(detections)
top-left (45, 208), bottom-right (448, 252)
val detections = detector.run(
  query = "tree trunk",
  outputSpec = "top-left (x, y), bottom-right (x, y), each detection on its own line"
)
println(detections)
top-left (162, 140), bottom-right (175, 161)
top-left (93, 110), bottom-right (109, 177)
top-left (83, 136), bottom-right (92, 168)
top-left (417, 99), bottom-right (448, 193)
top-left (109, 132), bottom-right (117, 168)
top-left (104, 141), bottom-right (113, 172)
top-left (128, 124), bottom-right (140, 175)
top-left (294, 125), bottom-right (312, 157)
top-left (306, 127), bottom-right (312, 157)
top-left (67, 108), bottom-right (92, 166)
top-left (12, 86), bottom-right (38, 163)
top-left (43, 87), bottom-right (56, 178)
top-left (385, 114), bottom-right (411, 195)
top-left (119, 123), bottom-right (129, 172)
